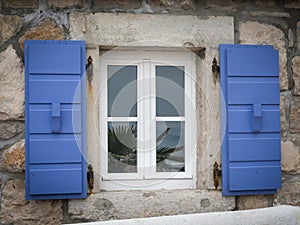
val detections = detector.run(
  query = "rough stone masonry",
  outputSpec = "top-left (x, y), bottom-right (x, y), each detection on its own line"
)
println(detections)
top-left (0, 0), bottom-right (300, 224)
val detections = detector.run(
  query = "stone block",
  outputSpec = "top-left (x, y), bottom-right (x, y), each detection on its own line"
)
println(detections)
top-left (0, 45), bottom-right (24, 120)
top-left (238, 195), bottom-right (270, 210)
top-left (69, 190), bottom-right (235, 221)
top-left (254, 0), bottom-right (276, 7)
top-left (274, 181), bottom-right (300, 206)
top-left (92, 0), bottom-right (140, 10)
top-left (290, 96), bottom-right (300, 133)
top-left (239, 22), bottom-right (288, 91)
top-left (247, 11), bottom-right (290, 18)
top-left (203, 0), bottom-right (276, 11)
top-left (0, 121), bottom-right (24, 140)
top-left (292, 56), bottom-right (300, 95)
top-left (284, 0), bottom-right (300, 9)
top-left (150, 0), bottom-right (195, 10)
top-left (280, 94), bottom-right (287, 134)
top-left (291, 134), bottom-right (300, 147)
top-left (204, 0), bottom-right (244, 11)
top-left (196, 47), bottom-right (222, 190)
top-left (48, 0), bottom-right (83, 9)
top-left (0, 179), bottom-right (63, 225)
top-left (0, 139), bottom-right (25, 173)
top-left (19, 20), bottom-right (65, 50)
top-left (288, 29), bottom-right (294, 48)
top-left (69, 13), bottom-right (234, 48)
top-left (298, 22), bottom-right (300, 50)
top-left (2, 0), bottom-right (38, 9)
top-left (0, 15), bottom-right (23, 46)
top-left (281, 141), bottom-right (300, 173)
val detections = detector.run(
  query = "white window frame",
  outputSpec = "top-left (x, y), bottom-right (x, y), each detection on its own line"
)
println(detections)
top-left (100, 50), bottom-right (197, 190)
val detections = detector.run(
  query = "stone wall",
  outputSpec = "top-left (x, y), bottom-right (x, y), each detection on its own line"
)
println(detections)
top-left (0, 0), bottom-right (300, 224)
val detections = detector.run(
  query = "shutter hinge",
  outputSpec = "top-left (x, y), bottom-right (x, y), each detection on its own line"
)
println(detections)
top-left (212, 57), bottom-right (220, 78)
top-left (86, 56), bottom-right (93, 84)
top-left (87, 164), bottom-right (94, 194)
top-left (213, 161), bottom-right (222, 190)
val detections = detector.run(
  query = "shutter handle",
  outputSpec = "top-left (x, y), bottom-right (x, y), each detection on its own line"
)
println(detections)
top-left (52, 102), bottom-right (61, 133)
top-left (253, 104), bottom-right (262, 132)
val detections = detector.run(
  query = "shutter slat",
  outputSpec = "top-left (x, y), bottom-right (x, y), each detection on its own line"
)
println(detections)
top-left (29, 80), bottom-right (81, 103)
top-left (229, 135), bottom-right (281, 161)
top-left (228, 78), bottom-right (280, 104)
top-left (25, 40), bottom-right (87, 200)
top-left (227, 48), bottom-right (279, 76)
top-left (28, 44), bottom-right (81, 74)
top-left (229, 165), bottom-right (281, 191)
top-left (220, 44), bottom-right (281, 196)
top-left (29, 165), bottom-right (83, 195)
top-left (29, 137), bottom-right (82, 163)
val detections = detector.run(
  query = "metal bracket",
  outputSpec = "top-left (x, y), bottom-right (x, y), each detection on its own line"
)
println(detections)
top-left (213, 161), bottom-right (222, 190)
top-left (86, 56), bottom-right (93, 84)
top-left (87, 164), bottom-right (94, 194)
top-left (212, 57), bottom-right (220, 78)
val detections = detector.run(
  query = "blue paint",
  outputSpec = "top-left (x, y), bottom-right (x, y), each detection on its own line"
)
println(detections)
top-left (220, 44), bottom-right (281, 196)
top-left (25, 40), bottom-right (87, 200)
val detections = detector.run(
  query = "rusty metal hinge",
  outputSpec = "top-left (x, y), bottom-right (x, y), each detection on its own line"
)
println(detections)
top-left (213, 161), bottom-right (222, 190)
top-left (212, 57), bottom-right (220, 78)
top-left (86, 56), bottom-right (93, 84)
top-left (87, 164), bottom-right (94, 194)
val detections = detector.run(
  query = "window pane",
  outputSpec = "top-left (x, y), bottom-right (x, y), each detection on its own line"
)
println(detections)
top-left (108, 122), bottom-right (137, 173)
top-left (156, 121), bottom-right (185, 172)
top-left (108, 66), bottom-right (137, 117)
top-left (156, 66), bottom-right (184, 116)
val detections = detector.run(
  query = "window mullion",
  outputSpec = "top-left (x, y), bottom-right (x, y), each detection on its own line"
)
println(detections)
top-left (148, 61), bottom-right (157, 178)
top-left (141, 60), bottom-right (154, 179)
top-left (137, 62), bottom-right (144, 178)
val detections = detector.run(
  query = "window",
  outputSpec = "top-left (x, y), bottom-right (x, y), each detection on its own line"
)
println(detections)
top-left (100, 50), bottom-right (197, 190)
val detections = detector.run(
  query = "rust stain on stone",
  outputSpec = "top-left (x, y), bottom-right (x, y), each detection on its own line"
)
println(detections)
top-left (87, 82), bottom-right (93, 101)
top-left (87, 83), bottom-right (94, 109)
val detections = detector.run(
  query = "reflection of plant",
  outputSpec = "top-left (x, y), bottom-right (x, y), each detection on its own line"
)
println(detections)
top-left (108, 125), bottom-right (184, 170)
top-left (156, 146), bottom-right (184, 163)
top-left (108, 125), bottom-right (137, 166)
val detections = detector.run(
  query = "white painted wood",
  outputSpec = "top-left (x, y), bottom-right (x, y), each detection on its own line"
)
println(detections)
top-left (100, 50), bottom-right (196, 190)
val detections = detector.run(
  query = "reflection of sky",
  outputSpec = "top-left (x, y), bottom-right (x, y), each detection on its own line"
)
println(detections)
top-left (108, 65), bottom-right (137, 117)
top-left (156, 121), bottom-right (184, 148)
top-left (156, 66), bottom-right (185, 117)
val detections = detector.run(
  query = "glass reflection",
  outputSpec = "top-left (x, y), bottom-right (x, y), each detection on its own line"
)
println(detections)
top-left (108, 122), bottom-right (137, 173)
top-left (108, 65), bottom-right (137, 117)
top-left (156, 66), bottom-right (184, 116)
top-left (156, 121), bottom-right (185, 172)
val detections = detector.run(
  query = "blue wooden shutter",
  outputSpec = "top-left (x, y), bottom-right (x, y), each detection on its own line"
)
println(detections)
top-left (25, 40), bottom-right (87, 200)
top-left (220, 44), bottom-right (281, 196)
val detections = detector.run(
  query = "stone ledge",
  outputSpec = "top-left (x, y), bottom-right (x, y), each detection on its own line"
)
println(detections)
top-left (68, 190), bottom-right (235, 222)
top-left (67, 205), bottom-right (300, 225)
